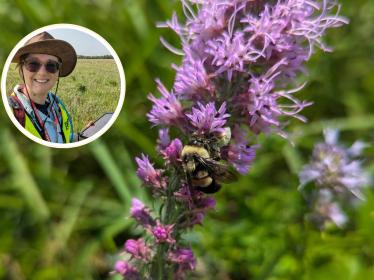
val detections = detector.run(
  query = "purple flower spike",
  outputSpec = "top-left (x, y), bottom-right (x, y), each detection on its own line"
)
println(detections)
top-left (115, 0), bottom-right (349, 277)
top-left (124, 239), bottom-right (152, 261)
top-left (147, 79), bottom-right (185, 128)
top-left (186, 102), bottom-right (230, 135)
top-left (152, 221), bottom-right (175, 244)
top-left (130, 198), bottom-right (155, 227)
top-left (136, 154), bottom-right (166, 189)
top-left (114, 260), bottom-right (140, 280)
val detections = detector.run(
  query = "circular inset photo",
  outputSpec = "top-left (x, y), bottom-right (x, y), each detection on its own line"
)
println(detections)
top-left (1, 24), bottom-right (125, 148)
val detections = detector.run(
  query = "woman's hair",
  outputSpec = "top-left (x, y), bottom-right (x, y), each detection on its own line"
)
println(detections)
top-left (16, 54), bottom-right (28, 77)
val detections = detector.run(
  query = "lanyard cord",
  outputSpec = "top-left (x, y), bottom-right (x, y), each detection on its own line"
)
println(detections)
top-left (20, 67), bottom-right (62, 142)
top-left (49, 89), bottom-right (67, 143)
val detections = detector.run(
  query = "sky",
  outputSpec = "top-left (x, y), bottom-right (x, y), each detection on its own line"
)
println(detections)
top-left (49, 28), bottom-right (111, 56)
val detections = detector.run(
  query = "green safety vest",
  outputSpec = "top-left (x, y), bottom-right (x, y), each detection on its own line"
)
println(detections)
top-left (10, 92), bottom-right (74, 143)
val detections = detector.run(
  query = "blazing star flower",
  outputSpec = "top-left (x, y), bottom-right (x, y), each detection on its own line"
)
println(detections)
top-left (124, 239), bottom-right (152, 261)
top-left (299, 129), bottom-right (369, 200)
top-left (186, 2), bottom-right (230, 41)
top-left (135, 154), bottom-right (166, 190)
top-left (159, 0), bottom-right (347, 137)
top-left (114, 260), bottom-right (140, 280)
top-left (147, 79), bottom-right (185, 128)
top-left (206, 31), bottom-right (261, 80)
top-left (186, 102), bottom-right (230, 134)
top-left (130, 198), bottom-right (155, 228)
top-left (162, 1), bottom-right (232, 49)
top-left (173, 53), bottom-right (215, 101)
top-left (241, 0), bottom-right (348, 64)
top-left (152, 221), bottom-right (176, 244)
top-left (233, 61), bottom-right (312, 136)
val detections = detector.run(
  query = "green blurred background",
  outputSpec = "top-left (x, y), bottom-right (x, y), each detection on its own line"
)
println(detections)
top-left (0, 1), bottom-right (373, 279)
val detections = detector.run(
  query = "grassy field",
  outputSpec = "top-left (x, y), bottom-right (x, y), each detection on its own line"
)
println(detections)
top-left (6, 59), bottom-right (121, 133)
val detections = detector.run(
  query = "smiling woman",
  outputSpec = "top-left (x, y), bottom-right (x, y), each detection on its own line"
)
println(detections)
top-left (4, 25), bottom-right (125, 148)
top-left (8, 31), bottom-right (77, 143)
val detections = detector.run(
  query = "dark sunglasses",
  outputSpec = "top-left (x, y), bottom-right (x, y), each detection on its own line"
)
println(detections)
top-left (23, 59), bottom-right (61, 74)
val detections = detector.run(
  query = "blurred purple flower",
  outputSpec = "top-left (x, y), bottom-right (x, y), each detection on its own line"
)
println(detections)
top-left (130, 198), bottom-right (155, 228)
top-left (195, 196), bottom-right (216, 210)
top-left (299, 129), bottom-right (369, 200)
top-left (191, 211), bottom-right (205, 226)
top-left (299, 129), bottom-right (370, 230)
top-left (186, 102), bottom-right (230, 134)
top-left (124, 239), bottom-right (152, 262)
top-left (313, 189), bottom-right (348, 228)
top-left (168, 248), bottom-right (197, 271)
top-left (114, 260), bottom-right (140, 280)
top-left (157, 128), bottom-right (170, 150)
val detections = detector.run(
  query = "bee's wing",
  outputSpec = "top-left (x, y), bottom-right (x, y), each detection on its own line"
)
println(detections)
top-left (197, 157), bottom-right (238, 183)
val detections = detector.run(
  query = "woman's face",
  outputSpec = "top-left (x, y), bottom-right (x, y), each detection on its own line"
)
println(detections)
top-left (21, 53), bottom-right (60, 104)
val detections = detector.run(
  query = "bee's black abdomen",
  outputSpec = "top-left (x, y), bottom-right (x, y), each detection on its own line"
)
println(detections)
top-left (197, 180), bottom-right (221, 193)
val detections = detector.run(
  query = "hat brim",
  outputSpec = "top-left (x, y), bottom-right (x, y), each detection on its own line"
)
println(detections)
top-left (12, 39), bottom-right (77, 77)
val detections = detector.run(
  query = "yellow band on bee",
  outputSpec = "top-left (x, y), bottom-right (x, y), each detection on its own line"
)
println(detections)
top-left (181, 145), bottom-right (210, 158)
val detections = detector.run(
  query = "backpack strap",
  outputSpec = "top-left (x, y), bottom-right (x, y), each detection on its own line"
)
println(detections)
top-left (8, 95), bottom-right (25, 127)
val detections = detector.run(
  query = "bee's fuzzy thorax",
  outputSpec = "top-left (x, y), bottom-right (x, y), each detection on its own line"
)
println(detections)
top-left (181, 145), bottom-right (210, 159)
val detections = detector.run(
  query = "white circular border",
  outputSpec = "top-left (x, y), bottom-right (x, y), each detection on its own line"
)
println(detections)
top-left (1, 23), bottom-right (126, 149)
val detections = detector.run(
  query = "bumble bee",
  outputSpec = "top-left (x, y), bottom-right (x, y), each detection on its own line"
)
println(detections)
top-left (181, 128), bottom-right (237, 193)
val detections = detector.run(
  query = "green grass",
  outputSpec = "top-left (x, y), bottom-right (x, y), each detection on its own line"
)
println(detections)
top-left (6, 59), bottom-right (120, 132)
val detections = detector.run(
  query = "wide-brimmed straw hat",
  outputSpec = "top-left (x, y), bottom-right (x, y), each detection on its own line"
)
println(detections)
top-left (12, 31), bottom-right (77, 77)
